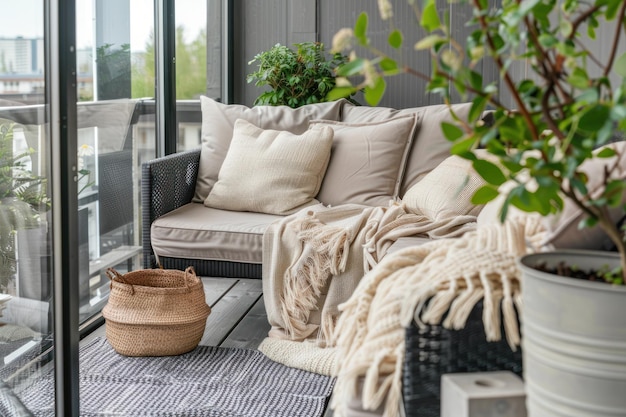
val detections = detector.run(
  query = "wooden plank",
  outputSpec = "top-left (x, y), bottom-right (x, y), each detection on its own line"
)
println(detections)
top-left (198, 279), bottom-right (262, 347)
top-left (201, 277), bottom-right (239, 307)
top-left (219, 296), bottom-right (270, 350)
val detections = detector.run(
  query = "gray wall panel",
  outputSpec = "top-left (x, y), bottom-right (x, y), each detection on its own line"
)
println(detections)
top-left (231, 0), bottom-right (623, 111)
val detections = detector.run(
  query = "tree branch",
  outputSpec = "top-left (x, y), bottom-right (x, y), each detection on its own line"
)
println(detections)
top-left (603, 0), bottom-right (626, 78)
top-left (472, 0), bottom-right (539, 139)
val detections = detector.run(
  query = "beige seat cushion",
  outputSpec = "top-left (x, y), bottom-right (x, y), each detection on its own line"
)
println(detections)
top-left (402, 153), bottom-right (486, 220)
top-left (205, 119), bottom-right (334, 215)
top-left (310, 115), bottom-right (417, 207)
top-left (195, 96), bottom-right (347, 202)
top-left (341, 102), bottom-right (474, 196)
top-left (150, 202), bottom-right (282, 264)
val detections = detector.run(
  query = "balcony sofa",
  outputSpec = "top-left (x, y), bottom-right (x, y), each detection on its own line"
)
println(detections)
top-left (139, 96), bottom-right (533, 416)
top-left (141, 96), bottom-right (486, 275)
top-left (141, 96), bottom-right (624, 417)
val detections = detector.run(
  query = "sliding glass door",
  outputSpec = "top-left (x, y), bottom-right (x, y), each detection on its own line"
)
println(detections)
top-left (0, 0), bottom-right (222, 414)
top-left (0, 0), bottom-right (56, 414)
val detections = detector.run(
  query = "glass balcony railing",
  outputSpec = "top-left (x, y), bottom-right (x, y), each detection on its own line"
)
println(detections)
top-left (0, 99), bottom-right (201, 377)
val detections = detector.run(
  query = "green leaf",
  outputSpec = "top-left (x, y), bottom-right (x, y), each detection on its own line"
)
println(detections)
top-left (379, 57), bottom-right (399, 73)
top-left (450, 136), bottom-right (476, 155)
top-left (578, 216), bottom-right (598, 229)
top-left (388, 30), bottom-right (403, 49)
top-left (596, 147), bottom-right (617, 158)
top-left (421, 0), bottom-right (441, 32)
top-left (441, 122), bottom-right (465, 142)
top-left (468, 70), bottom-right (483, 91)
top-left (579, 104), bottom-right (610, 132)
top-left (471, 185), bottom-right (499, 205)
top-left (473, 159), bottom-right (507, 186)
top-left (605, 0), bottom-right (621, 20)
top-left (354, 12), bottom-right (368, 45)
top-left (326, 86), bottom-right (357, 102)
top-left (614, 52), bottom-right (626, 78)
top-left (568, 67), bottom-right (589, 89)
top-left (364, 76), bottom-right (386, 106)
top-left (336, 58), bottom-right (366, 76)
top-left (469, 96), bottom-right (488, 124)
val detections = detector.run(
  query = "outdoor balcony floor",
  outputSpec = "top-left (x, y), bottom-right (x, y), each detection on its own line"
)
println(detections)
top-left (85, 277), bottom-right (335, 416)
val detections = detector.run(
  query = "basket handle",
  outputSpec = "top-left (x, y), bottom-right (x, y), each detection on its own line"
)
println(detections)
top-left (183, 266), bottom-right (199, 287)
top-left (106, 268), bottom-right (135, 295)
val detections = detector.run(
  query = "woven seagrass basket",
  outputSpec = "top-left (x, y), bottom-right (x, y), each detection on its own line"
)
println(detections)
top-left (102, 266), bottom-right (211, 356)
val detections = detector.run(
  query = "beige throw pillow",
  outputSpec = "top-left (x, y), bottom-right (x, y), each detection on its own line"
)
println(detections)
top-left (204, 119), bottom-right (334, 215)
top-left (402, 153), bottom-right (486, 220)
top-left (309, 115), bottom-right (418, 207)
top-left (194, 96), bottom-right (347, 202)
top-left (340, 102), bottom-right (474, 196)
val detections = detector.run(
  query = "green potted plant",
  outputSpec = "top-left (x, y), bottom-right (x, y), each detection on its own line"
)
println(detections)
top-left (328, 0), bottom-right (626, 415)
top-left (0, 122), bottom-right (48, 294)
top-left (247, 41), bottom-right (356, 108)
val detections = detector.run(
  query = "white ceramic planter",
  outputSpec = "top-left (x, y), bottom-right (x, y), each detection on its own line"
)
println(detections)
top-left (519, 250), bottom-right (626, 417)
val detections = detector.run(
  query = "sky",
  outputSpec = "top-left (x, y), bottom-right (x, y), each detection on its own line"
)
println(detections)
top-left (0, 0), bottom-right (205, 51)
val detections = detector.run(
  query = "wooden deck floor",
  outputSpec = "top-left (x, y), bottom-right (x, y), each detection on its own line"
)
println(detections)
top-left (85, 277), bottom-right (335, 416)
top-left (86, 277), bottom-right (268, 349)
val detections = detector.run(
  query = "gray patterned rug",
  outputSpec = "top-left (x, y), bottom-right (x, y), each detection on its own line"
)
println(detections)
top-left (17, 337), bottom-right (335, 417)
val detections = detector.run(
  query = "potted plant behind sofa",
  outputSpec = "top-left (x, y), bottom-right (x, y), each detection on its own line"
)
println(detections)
top-left (247, 41), bottom-right (357, 108)
top-left (328, 0), bottom-right (626, 415)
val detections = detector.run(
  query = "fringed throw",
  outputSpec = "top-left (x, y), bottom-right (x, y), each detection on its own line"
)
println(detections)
top-left (331, 216), bottom-right (546, 417)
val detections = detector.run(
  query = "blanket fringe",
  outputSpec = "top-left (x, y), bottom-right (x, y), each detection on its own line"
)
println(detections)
top-left (280, 215), bottom-right (351, 341)
top-left (331, 218), bottom-right (545, 417)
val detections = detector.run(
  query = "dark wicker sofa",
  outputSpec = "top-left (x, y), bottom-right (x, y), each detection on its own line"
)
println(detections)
top-left (141, 152), bottom-right (523, 417)
top-left (140, 98), bottom-right (523, 417)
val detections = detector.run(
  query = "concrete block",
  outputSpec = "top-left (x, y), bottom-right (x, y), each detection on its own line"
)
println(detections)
top-left (441, 371), bottom-right (526, 417)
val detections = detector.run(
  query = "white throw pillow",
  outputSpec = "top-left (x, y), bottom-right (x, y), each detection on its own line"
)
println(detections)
top-left (204, 119), bottom-right (334, 215)
top-left (402, 153), bottom-right (486, 220)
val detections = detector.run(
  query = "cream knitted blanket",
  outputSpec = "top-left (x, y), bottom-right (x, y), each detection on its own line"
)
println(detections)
top-left (330, 216), bottom-right (546, 417)
top-left (259, 201), bottom-right (478, 372)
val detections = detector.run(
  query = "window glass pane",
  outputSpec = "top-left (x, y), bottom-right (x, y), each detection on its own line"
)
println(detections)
top-left (0, 0), bottom-right (54, 411)
top-left (176, 0), bottom-right (209, 151)
top-left (76, 0), bottom-right (156, 323)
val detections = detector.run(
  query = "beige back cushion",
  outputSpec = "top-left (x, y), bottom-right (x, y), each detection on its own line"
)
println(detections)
top-left (341, 102), bottom-right (473, 197)
top-left (402, 153), bottom-right (486, 220)
top-left (204, 119), bottom-right (334, 215)
top-left (195, 96), bottom-right (347, 202)
top-left (309, 115), bottom-right (418, 207)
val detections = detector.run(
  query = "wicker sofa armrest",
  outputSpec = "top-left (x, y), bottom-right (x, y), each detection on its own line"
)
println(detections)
top-left (141, 148), bottom-right (201, 269)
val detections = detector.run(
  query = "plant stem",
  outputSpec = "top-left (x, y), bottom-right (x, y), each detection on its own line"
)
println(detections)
top-left (602, 0), bottom-right (626, 79)
top-left (403, 66), bottom-right (509, 110)
top-left (562, 186), bottom-right (626, 281)
top-left (472, 0), bottom-right (539, 140)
